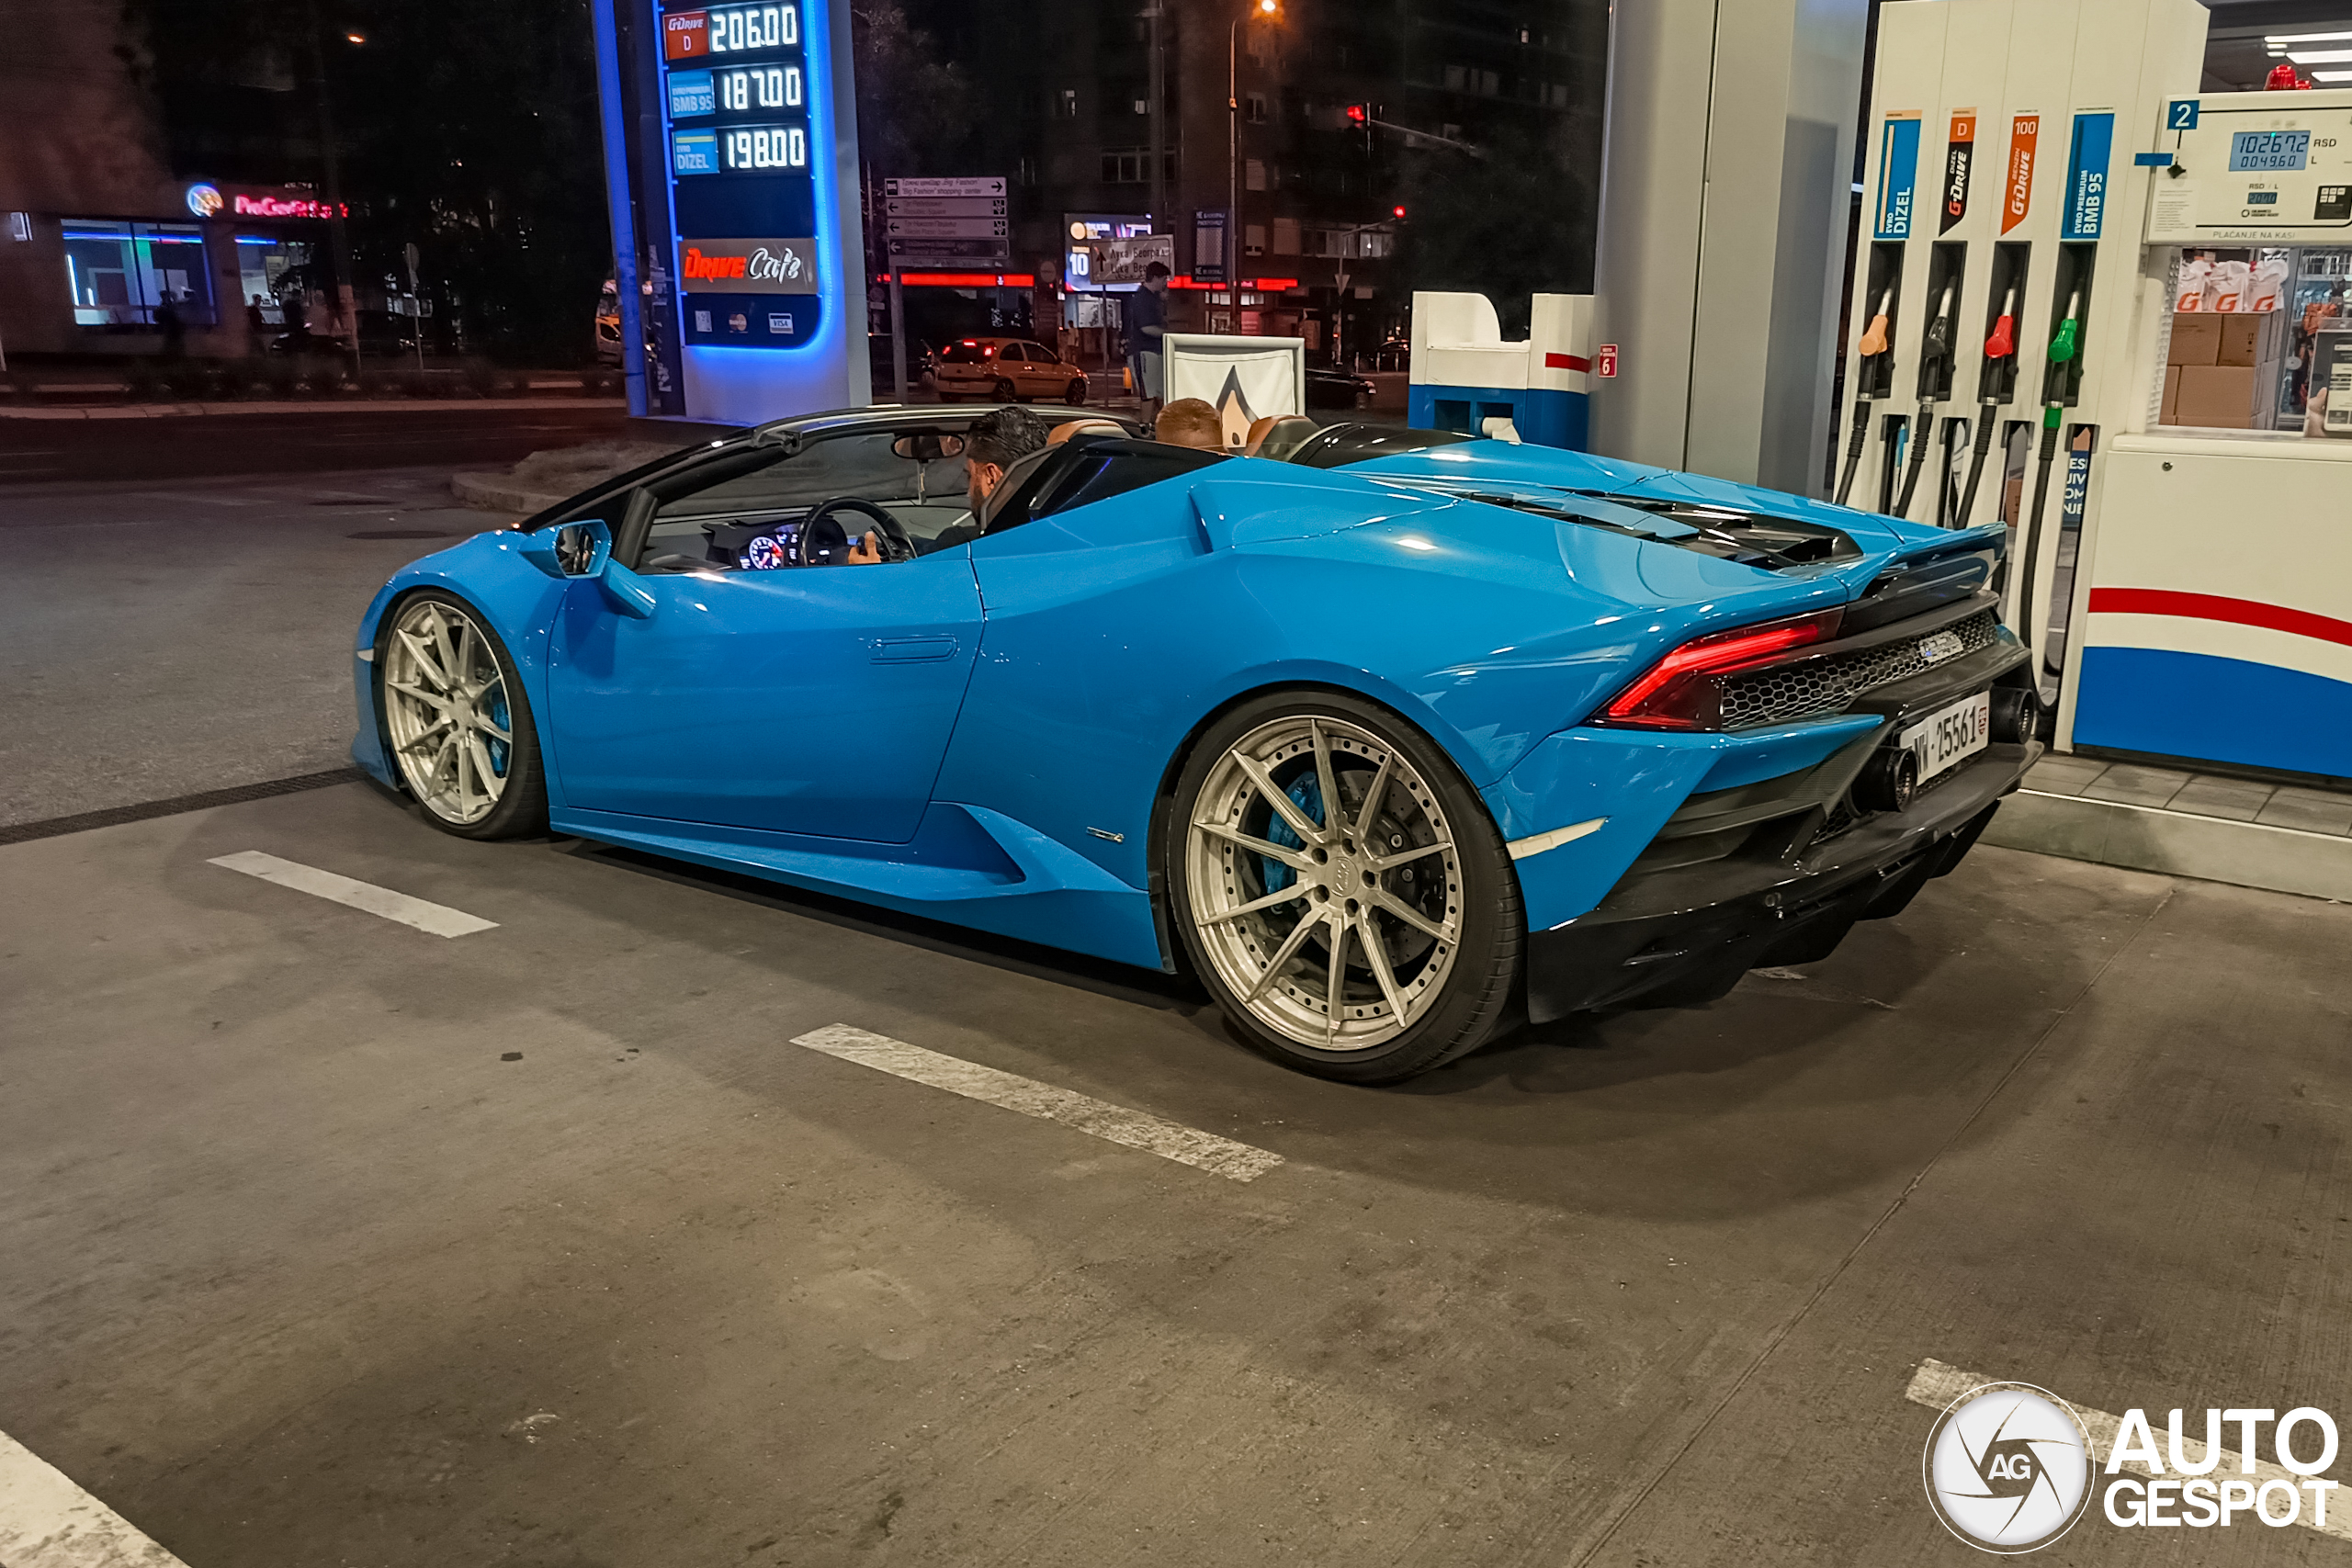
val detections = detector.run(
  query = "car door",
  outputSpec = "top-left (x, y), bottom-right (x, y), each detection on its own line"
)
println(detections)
top-left (1020, 343), bottom-right (1061, 400)
top-left (542, 432), bottom-right (984, 843)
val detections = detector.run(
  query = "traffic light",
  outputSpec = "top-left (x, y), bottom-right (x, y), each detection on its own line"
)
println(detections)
top-left (1391, 205), bottom-right (1407, 220)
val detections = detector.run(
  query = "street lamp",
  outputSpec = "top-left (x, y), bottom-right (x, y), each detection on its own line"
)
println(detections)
top-left (1229, 0), bottom-right (1280, 293)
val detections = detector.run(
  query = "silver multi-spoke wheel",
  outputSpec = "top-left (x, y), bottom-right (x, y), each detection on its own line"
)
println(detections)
top-left (383, 597), bottom-right (514, 827)
top-left (1185, 715), bottom-right (1464, 1052)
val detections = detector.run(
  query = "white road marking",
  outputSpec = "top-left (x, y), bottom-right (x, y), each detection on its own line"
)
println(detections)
top-left (1905, 1358), bottom-right (2352, 1541)
top-left (790, 1024), bottom-right (1284, 1183)
top-left (0, 1427), bottom-right (190, 1566)
top-left (1506, 817), bottom-right (1607, 861)
top-left (207, 851), bottom-right (497, 938)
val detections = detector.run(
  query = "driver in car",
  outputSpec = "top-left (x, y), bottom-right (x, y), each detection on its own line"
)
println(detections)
top-left (847, 406), bottom-right (1049, 562)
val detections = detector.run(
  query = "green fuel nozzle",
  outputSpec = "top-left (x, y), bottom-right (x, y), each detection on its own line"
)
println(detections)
top-left (2047, 289), bottom-right (2083, 365)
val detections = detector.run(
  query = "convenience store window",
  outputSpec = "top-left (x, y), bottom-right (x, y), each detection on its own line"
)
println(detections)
top-left (62, 220), bottom-right (217, 328)
top-left (2157, 245), bottom-right (2352, 435)
top-left (234, 236), bottom-right (311, 325)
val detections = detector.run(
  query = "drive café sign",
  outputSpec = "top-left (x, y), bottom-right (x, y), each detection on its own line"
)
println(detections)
top-left (184, 181), bottom-right (348, 221)
top-left (677, 237), bottom-right (819, 293)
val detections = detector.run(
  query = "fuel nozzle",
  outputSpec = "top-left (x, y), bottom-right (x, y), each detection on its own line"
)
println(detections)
top-left (1984, 286), bottom-right (2018, 362)
top-left (1895, 284), bottom-right (1959, 516)
top-left (2047, 288), bottom-right (2083, 367)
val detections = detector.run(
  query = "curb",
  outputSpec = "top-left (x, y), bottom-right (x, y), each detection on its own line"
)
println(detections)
top-left (450, 471), bottom-right (565, 514)
top-left (1983, 789), bottom-right (2352, 903)
top-left (0, 396), bottom-right (624, 422)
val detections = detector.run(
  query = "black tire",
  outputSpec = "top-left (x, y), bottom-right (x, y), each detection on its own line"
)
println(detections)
top-left (994, 378), bottom-right (1017, 402)
top-left (374, 589), bottom-right (548, 840)
top-left (1066, 379), bottom-right (1087, 405)
top-left (1164, 689), bottom-right (1523, 1084)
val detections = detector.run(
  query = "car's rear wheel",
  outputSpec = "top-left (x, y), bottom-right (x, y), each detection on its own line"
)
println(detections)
top-left (379, 591), bottom-right (548, 840)
top-left (1167, 691), bottom-right (1522, 1083)
top-left (1066, 379), bottom-right (1087, 405)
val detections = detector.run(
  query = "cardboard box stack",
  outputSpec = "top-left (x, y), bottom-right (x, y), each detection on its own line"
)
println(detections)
top-left (2165, 313), bottom-right (2256, 428)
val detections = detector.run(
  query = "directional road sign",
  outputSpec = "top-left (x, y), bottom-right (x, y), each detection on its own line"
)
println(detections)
top-left (886, 196), bottom-right (1007, 218)
top-left (884, 176), bottom-right (1005, 198)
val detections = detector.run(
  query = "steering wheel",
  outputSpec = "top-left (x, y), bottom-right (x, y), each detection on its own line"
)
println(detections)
top-left (804, 497), bottom-right (915, 564)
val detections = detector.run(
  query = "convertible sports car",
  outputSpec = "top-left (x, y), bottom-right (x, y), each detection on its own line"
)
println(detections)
top-left (354, 404), bottom-right (2041, 1083)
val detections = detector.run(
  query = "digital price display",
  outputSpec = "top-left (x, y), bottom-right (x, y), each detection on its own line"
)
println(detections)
top-left (661, 2), bottom-right (820, 349)
top-left (2231, 130), bottom-right (2311, 173)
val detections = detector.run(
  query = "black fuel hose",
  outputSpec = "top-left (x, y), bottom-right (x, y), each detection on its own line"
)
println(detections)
top-left (1955, 401), bottom-right (1998, 528)
top-left (1834, 397), bottom-right (1871, 506)
top-left (1894, 400), bottom-right (1937, 515)
top-left (2012, 414), bottom-right (2063, 660)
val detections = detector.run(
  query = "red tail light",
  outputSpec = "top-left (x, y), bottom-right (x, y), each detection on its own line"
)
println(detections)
top-left (1597, 609), bottom-right (1843, 729)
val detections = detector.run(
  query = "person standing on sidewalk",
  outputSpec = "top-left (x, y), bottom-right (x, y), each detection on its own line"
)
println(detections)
top-left (1125, 261), bottom-right (1170, 423)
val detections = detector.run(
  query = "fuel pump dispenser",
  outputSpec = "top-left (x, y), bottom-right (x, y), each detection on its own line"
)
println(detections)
top-left (1859, 0), bottom-right (2352, 787)
top-left (1848, 0), bottom-right (2202, 554)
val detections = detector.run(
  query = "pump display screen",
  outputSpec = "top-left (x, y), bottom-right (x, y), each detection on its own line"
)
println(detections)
top-left (2230, 130), bottom-right (2311, 173)
top-left (660, 1), bottom-right (822, 349)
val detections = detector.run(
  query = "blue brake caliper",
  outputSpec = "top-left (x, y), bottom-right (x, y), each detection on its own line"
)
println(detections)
top-left (1261, 773), bottom-right (1325, 892)
top-left (485, 686), bottom-right (512, 778)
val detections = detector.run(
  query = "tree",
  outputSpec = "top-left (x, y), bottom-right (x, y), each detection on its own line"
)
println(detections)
top-left (1393, 123), bottom-right (1595, 338)
top-left (851, 0), bottom-right (974, 176)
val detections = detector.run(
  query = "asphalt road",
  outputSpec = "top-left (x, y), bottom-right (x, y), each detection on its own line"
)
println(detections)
top-left (0, 401), bottom-right (634, 485)
top-left (0, 468), bottom-right (521, 829)
top-left (2, 457), bottom-right (2349, 1566)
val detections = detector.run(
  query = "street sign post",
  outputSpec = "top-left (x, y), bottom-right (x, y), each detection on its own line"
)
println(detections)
top-left (883, 176), bottom-right (1012, 398)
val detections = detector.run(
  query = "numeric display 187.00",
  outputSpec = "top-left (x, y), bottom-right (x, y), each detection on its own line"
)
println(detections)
top-left (720, 65), bottom-right (801, 109)
top-left (2231, 130), bottom-right (2312, 173)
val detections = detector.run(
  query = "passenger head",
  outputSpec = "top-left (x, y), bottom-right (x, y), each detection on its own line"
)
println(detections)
top-left (1154, 398), bottom-right (1224, 451)
top-left (964, 405), bottom-right (1049, 510)
top-left (1048, 418), bottom-right (1124, 446)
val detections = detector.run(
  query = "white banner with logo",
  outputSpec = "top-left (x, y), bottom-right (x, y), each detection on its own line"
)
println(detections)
top-left (1162, 334), bottom-right (1306, 448)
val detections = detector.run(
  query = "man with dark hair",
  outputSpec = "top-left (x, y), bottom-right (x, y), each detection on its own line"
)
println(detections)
top-left (961, 404), bottom-right (1050, 513)
top-left (1125, 260), bottom-right (1171, 421)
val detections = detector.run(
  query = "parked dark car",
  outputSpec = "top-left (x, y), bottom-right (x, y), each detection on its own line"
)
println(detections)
top-left (868, 334), bottom-right (934, 393)
top-left (1306, 365), bottom-right (1377, 410)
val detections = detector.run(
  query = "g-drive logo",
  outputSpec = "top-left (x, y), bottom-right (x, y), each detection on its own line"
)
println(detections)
top-left (1925, 1382), bottom-right (2342, 1553)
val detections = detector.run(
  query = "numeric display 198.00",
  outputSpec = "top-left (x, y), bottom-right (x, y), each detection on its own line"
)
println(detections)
top-left (723, 124), bottom-right (807, 171)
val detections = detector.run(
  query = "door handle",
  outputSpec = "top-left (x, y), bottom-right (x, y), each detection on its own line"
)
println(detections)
top-left (872, 636), bottom-right (959, 662)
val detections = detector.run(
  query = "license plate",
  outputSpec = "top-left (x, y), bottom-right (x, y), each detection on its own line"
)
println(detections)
top-left (1900, 691), bottom-right (1992, 781)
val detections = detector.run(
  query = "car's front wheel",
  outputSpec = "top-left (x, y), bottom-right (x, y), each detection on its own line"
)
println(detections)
top-left (378, 591), bottom-right (548, 839)
top-left (1167, 691), bottom-right (1522, 1083)
top-left (1066, 379), bottom-right (1087, 405)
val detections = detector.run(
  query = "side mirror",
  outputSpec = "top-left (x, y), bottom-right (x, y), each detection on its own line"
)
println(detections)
top-left (555, 520), bottom-right (610, 576)
top-left (521, 519), bottom-right (652, 618)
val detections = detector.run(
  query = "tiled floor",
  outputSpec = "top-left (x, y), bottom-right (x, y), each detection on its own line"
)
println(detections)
top-left (2026, 753), bottom-right (2352, 837)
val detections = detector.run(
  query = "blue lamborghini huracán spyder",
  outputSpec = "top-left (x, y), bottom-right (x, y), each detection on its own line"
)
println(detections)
top-left (354, 409), bottom-right (2038, 1082)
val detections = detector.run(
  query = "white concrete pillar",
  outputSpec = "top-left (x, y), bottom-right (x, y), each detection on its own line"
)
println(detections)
top-left (1589, 0), bottom-right (1870, 495)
